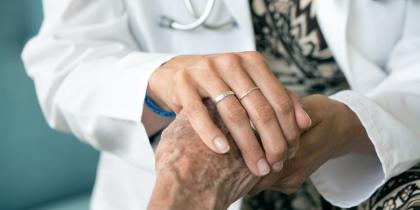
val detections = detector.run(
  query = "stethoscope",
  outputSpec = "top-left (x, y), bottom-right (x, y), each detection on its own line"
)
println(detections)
top-left (159, 0), bottom-right (236, 31)
top-left (160, 0), bottom-right (386, 31)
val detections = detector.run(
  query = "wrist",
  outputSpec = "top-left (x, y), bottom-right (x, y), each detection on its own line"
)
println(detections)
top-left (146, 83), bottom-right (172, 112)
top-left (147, 60), bottom-right (176, 112)
top-left (335, 101), bottom-right (374, 157)
top-left (147, 55), bottom-right (197, 113)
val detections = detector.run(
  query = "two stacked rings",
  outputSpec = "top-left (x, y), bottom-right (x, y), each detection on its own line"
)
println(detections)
top-left (213, 87), bottom-right (260, 104)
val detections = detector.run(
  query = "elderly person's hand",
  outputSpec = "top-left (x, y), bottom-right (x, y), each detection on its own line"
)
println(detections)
top-left (247, 94), bottom-right (374, 195)
top-left (148, 100), bottom-right (260, 210)
top-left (148, 52), bottom-right (312, 176)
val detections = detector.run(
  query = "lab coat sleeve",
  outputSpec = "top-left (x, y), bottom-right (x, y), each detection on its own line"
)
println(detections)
top-left (22, 0), bottom-right (176, 172)
top-left (310, 2), bottom-right (420, 208)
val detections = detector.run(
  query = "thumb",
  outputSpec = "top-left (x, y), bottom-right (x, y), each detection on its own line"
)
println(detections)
top-left (287, 90), bottom-right (312, 130)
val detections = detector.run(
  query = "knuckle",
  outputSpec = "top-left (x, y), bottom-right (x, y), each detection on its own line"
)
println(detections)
top-left (217, 54), bottom-right (241, 73)
top-left (220, 53), bottom-right (240, 65)
top-left (242, 51), bottom-right (266, 67)
top-left (267, 144), bottom-right (287, 160)
top-left (240, 51), bottom-right (270, 75)
top-left (273, 99), bottom-right (293, 116)
top-left (195, 57), bottom-right (213, 71)
top-left (226, 104), bottom-right (248, 123)
top-left (254, 103), bottom-right (275, 123)
top-left (190, 58), bottom-right (218, 80)
top-left (174, 70), bottom-right (190, 85)
top-left (243, 51), bottom-right (264, 61)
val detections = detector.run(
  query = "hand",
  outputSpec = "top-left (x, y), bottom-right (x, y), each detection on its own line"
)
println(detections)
top-left (248, 94), bottom-right (373, 195)
top-left (148, 100), bottom-right (259, 210)
top-left (148, 52), bottom-right (311, 176)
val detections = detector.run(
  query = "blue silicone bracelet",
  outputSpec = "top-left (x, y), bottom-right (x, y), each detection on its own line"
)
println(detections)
top-left (144, 95), bottom-right (176, 118)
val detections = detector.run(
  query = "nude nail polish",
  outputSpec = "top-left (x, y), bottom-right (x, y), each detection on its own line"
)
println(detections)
top-left (305, 111), bottom-right (312, 129)
top-left (213, 137), bottom-right (230, 153)
top-left (272, 161), bottom-right (284, 172)
top-left (257, 159), bottom-right (270, 176)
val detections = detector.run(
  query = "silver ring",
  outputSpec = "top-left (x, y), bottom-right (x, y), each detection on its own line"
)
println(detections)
top-left (214, 91), bottom-right (235, 104)
top-left (239, 87), bottom-right (260, 100)
top-left (250, 120), bottom-right (257, 131)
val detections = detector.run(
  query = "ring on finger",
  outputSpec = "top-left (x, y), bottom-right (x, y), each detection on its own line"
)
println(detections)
top-left (249, 120), bottom-right (257, 131)
top-left (238, 87), bottom-right (260, 100)
top-left (214, 90), bottom-right (235, 104)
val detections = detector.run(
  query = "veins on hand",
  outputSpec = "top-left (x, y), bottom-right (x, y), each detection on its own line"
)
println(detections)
top-left (154, 100), bottom-right (259, 206)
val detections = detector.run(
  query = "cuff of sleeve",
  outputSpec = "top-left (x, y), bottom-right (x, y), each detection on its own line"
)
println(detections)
top-left (310, 90), bottom-right (389, 208)
top-left (100, 52), bottom-right (176, 168)
top-left (59, 52), bottom-right (176, 172)
top-left (97, 52), bottom-right (176, 123)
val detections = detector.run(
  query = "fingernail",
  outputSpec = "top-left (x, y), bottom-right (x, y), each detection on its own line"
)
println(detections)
top-left (305, 111), bottom-right (312, 129)
top-left (213, 137), bottom-right (230, 153)
top-left (257, 159), bottom-right (270, 176)
top-left (250, 120), bottom-right (257, 131)
top-left (272, 161), bottom-right (284, 172)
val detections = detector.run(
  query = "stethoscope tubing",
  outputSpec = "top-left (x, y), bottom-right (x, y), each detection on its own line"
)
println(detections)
top-left (159, 0), bottom-right (236, 31)
top-left (160, 0), bottom-right (386, 31)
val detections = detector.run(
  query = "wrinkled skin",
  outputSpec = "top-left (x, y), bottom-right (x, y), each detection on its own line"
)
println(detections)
top-left (147, 95), bottom-right (372, 210)
top-left (148, 100), bottom-right (260, 210)
top-left (148, 53), bottom-right (311, 176)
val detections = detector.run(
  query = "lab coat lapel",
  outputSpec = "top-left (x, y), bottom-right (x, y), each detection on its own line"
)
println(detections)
top-left (318, 1), bottom-right (386, 92)
top-left (317, 0), bottom-right (351, 79)
top-left (222, 0), bottom-right (256, 50)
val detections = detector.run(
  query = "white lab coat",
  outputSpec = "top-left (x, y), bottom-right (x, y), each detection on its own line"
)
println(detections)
top-left (22, 0), bottom-right (420, 209)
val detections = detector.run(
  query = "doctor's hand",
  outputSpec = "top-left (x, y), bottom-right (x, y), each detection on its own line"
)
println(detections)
top-left (147, 52), bottom-right (312, 176)
top-left (246, 94), bottom-right (373, 195)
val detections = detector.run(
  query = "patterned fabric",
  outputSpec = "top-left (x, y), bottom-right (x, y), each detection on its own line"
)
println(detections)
top-left (242, 0), bottom-right (420, 209)
top-left (241, 164), bottom-right (420, 210)
top-left (250, 0), bottom-right (347, 96)
top-left (354, 164), bottom-right (420, 210)
top-left (241, 181), bottom-right (326, 210)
